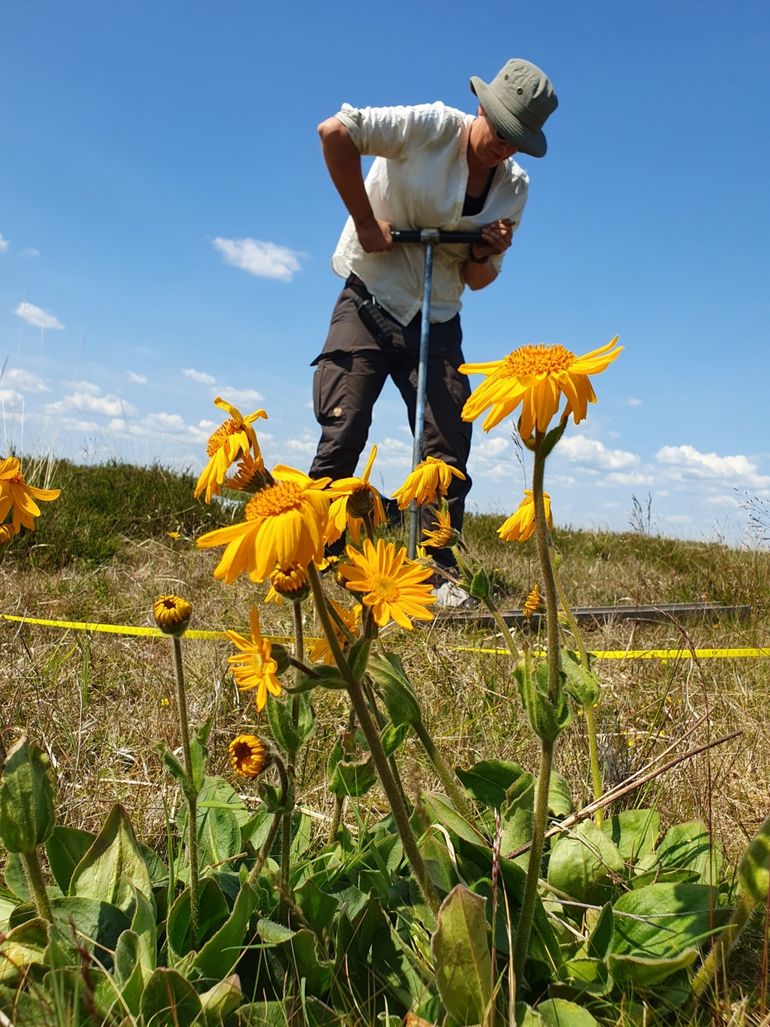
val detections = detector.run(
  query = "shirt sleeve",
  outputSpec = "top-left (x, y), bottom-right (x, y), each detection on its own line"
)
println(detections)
top-left (334, 102), bottom-right (456, 159)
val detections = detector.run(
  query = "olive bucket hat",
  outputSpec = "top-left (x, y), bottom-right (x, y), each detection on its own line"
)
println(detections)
top-left (470, 58), bottom-right (558, 157)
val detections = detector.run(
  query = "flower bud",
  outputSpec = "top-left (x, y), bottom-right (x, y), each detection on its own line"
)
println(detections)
top-left (152, 595), bottom-right (192, 637)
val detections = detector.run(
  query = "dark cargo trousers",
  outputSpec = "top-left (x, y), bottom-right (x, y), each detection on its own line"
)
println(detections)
top-left (309, 277), bottom-right (472, 569)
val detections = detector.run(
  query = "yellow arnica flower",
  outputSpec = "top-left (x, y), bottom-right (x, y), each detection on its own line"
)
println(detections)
top-left (196, 465), bottom-right (331, 583)
top-left (498, 491), bottom-right (553, 543)
top-left (0, 457), bottom-right (60, 531)
top-left (228, 734), bottom-right (268, 778)
top-left (194, 397), bottom-right (268, 504)
top-left (224, 451), bottom-right (266, 492)
top-left (153, 595), bottom-right (193, 636)
top-left (460, 337), bottom-right (622, 436)
top-left (326, 446), bottom-right (386, 545)
top-left (523, 583), bottom-right (542, 619)
top-left (226, 607), bottom-right (282, 711)
top-left (309, 599), bottom-right (362, 665)
top-left (421, 507), bottom-right (456, 550)
top-left (392, 457), bottom-right (466, 510)
top-left (339, 538), bottom-right (435, 629)
top-left (264, 564), bottom-right (309, 604)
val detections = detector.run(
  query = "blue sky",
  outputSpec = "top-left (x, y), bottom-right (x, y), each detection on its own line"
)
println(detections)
top-left (2, 0), bottom-right (769, 543)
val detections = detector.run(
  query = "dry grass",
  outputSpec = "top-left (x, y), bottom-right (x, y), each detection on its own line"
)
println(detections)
top-left (3, 513), bottom-right (769, 879)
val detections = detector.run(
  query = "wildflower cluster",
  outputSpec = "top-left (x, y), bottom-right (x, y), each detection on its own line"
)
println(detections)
top-left (0, 456), bottom-right (60, 544)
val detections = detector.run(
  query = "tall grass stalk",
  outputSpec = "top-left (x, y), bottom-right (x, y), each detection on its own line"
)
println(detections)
top-left (170, 635), bottom-right (200, 947)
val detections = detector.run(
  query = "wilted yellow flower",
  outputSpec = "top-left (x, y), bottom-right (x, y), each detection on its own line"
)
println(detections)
top-left (309, 599), bottom-right (362, 664)
top-left (497, 491), bottom-right (553, 543)
top-left (523, 583), bottom-right (542, 618)
top-left (196, 465), bottom-right (331, 583)
top-left (0, 457), bottom-right (60, 532)
top-left (228, 734), bottom-right (268, 778)
top-left (264, 564), bottom-right (309, 604)
top-left (461, 337), bottom-right (622, 436)
top-left (421, 507), bottom-right (456, 550)
top-left (392, 457), bottom-right (466, 510)
top-left (153, 595), bottom-right (193, 636)
top-left (326, 446), bottom-right (385, 545)
top-left (226, 607), bottom-right (282, 711)
top-left (339, 538), bottom-right (435, 629)
top-left (194, 397), bottom-right (268, 504)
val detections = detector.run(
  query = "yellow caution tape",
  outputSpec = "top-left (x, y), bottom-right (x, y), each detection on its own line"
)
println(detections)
top-left (0, 614), bottom-right (297, 645)
top-left (3, 613), bottom-right (769, 661)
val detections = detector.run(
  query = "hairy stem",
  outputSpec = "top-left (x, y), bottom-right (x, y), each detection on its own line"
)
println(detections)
top-left (21, 849), bottom-right (52, 922)
top-left (172, 636), bottom-right (199, 948)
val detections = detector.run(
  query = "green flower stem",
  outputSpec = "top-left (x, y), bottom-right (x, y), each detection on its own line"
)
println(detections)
top-left (412, 719), bottom-right (481, 834)
top-left (247, 810), bottom-right (283, 887)
top-left (171, 636), bottom-right (200, 949)
top-left (362, 509), bottom-right (376, 544)
top-left (328, 708), bottom-right (357, 843)
top-left (482, 596), bottom-right (521, 663)
top-left (21, 849), bottom-right (52, 922)
top-left (280, 601), bottom-right (304, 913)
top-left (553, 568), bottom-right (604, 826)
top-left (513, 433), bottom-right (561, 974)
top-left (307, 563), bottom-right (439, 914)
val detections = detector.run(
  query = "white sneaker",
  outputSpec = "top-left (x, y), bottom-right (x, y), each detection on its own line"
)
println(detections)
top-left (434, 580), bottom-right (477, 610)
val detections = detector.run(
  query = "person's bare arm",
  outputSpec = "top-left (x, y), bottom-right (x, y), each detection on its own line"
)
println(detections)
top-left (317, 117), bottom-right (392, 253)
top-left (461, 218), bottom-right (515, 291)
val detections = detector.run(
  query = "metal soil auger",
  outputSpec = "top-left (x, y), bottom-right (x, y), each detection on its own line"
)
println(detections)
top-left (391, 228), bottom-right (484, 557)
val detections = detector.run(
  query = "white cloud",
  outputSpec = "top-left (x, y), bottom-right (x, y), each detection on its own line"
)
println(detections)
top-left (0, 389), bottom-right (24, 405)
top-left (13, 301), bottom-right (64, 330)
top-left (0, 234), bottom-right (8, 252)
top-left (627, 397), bottom-right (642, 407)
top-left (183, 368), bottom-right (216, 385)
top-left (558, 435), bottom-right (638, 470)
top-left (22, 247), bottom-right (39, 259)
top-left (66, 380), bottom-right (101, 395)
top-left (656, 444), bottom-right (770, 487)
top-left (473, 436), bottom-right (509, 459)
top-left (45, 391), bottom-right (136, 418)
top-left (212, 237), bottom-right (303, 282)
top-left (217, 386), bottom-right (264, 406)
top-left (605, 470), bottom-right (656, 487)
top-left (0, 368), bottom-right (49, 393)
top-left (127, 371), bottom-right (147, 384)
top-left (284, 435), bottom-right (317, 456)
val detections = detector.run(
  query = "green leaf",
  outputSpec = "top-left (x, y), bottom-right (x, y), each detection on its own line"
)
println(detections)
top-left (167, 876), bottom-right (229, 960)
top-left (547, 822), bottom-right (624, 906)
top-left (738, 811), bottom-right (770, 904)
top-left (561, 957), bottom-right (612, 997)
top-left (140, 967), bottom-right (203, 1027)
top-left (586, 902), bottom-right (614, 959)
top-left (515, 659), bottom-right (570, 742)
top-left (655, 820), bottom-right (721, 886)
top-left (431, 885), bottom-right (492, 1026)
top-left (469, 567), bottom-right (491, 599)
top-left (112, 930), bottom-right (146, 1016)
top-left (0, 918), bottom-right (49, 984)
top-left (420, 792), bottom-right (487, 845)
top-left (0, 736), bottom-right (56, 853)
top-left (199, 973), bottom-right (243, 1024)
top-left (609, 882), bottom-right (720, 987)
top-left (380, 721), bottom-right (410, 757)
top-left (348, 637), bottom-right (371, 680)
top-left (540, 418), bottom-right (568, 459)
top-left (266, 693), bottom-right (300, 753)
top-left (45, 825), bottom-right (96, 892)
top-left (130, 886), bottom-right (157, 974)
top-left (189, 715), bottom-right (213, 794)
top-left (294, 879), bottom-right (340, 937)
top-left (70, 803), bottom-right (153, 914)
top-left (456, 759), bottom-right (531, 809)
top-left (327, 739), bottom-right (376, 798)
top-left (295, 693), bottom-right (317, 749)
top-left (601, 809), bottom-right (660, 864)
top-left (500, 806), bottom-right (534, 868)
top-left (193, 880), bottom-right (257, 982)
top-left (369, 651), bottom-right (422, 727)
top-left (162, 751), bottom-right (196, 804)
top-left (561, 650), bottom-right (602, 708)
top-left (47, 896), bottom-right (131, 967)
top-left (544, 772), bottom-right (573, 818)
top-left (536, 998), bottom-right (599, 1026)
top-left (192, 776), bottom-right (249, 870)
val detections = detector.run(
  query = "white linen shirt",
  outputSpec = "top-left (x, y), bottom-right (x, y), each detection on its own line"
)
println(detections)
top-left (332, 101), bottom-right (529, 326)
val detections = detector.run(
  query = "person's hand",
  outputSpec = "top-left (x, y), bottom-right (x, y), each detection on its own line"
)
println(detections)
top-left (471, 218), bottom-right (515, 259)
top-left (355, 218), bottom-right (393, 253)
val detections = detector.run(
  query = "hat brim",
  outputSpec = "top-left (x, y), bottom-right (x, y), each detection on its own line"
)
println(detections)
top-left (470, 75), bottom-right (547, 158)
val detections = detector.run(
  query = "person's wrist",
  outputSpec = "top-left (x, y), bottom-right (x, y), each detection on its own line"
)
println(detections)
top-left (468, 245), bottom-right (489, 265)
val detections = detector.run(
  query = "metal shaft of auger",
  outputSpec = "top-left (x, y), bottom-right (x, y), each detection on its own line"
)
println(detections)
top-left (407, 241), bottom-right (434, 558)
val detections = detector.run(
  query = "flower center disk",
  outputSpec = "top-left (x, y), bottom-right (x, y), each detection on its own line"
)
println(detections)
top-left (504, 343), bottom-right (575, 377)
top-left (246, 481), bottom-right (303, 518)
